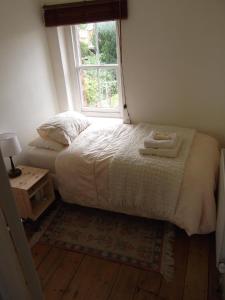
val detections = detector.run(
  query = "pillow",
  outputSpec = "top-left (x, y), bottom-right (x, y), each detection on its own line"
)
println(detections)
top-left (29, 137), bottom-right (65, 152)
top-left (37, 111), bottom-right (90, 145)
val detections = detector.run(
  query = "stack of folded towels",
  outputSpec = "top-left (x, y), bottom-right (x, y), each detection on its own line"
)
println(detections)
top-left (139, 130), bottom-right (182, 158)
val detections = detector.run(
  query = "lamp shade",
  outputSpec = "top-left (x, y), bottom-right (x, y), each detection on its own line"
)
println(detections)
top-left (0, 133), bottom-right (22, 157)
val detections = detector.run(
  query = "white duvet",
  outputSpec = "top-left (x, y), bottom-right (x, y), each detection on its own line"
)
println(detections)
top-left (55, 122), bottom-right (219, 235)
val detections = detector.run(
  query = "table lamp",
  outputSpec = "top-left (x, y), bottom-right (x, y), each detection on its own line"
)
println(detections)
top-left (0, 132), bottom-right (22, 178)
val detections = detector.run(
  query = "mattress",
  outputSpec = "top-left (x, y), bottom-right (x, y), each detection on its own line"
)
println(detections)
top-left (25, 147), bottom-right (58, 174)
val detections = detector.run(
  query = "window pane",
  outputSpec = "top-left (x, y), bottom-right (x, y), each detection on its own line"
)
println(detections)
top-left (80, 68), bottom-right (119, 109)
top-left (98, 69), bottom-right (119, 108)
top-left (97, 21), bottom-right (117, 64)
top-left (80, 69), bottom-right (99, 107)
top-left (78, 23), bottom-right (98, 65)
top-left (77, 21), bottom-right (117, 65)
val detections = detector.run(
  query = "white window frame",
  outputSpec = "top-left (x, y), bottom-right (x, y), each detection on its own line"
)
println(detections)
top-left (70, 21), bottom-right (123, 118)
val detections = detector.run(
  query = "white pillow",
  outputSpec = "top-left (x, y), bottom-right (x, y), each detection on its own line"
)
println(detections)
top-left (37, 111), bottom-right (90, 145)
top-left (29, 137), bottom-right (65, 152)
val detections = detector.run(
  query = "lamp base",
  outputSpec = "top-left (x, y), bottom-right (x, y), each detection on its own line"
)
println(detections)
top-left (8, 168), bottom-right (22, 178)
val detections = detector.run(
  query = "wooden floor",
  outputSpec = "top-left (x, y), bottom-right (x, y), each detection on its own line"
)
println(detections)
top-left (31, 229), bottom-right (222, 300)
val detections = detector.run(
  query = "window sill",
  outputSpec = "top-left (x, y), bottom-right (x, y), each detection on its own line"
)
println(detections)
top-left (81, 109), bottom-right (122, 119)
top-left (88, 116), bottom-right (123, 125)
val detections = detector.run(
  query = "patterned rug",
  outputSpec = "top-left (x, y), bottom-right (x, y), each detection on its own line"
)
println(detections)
top-left (39, 203), bottom-right (175, 280)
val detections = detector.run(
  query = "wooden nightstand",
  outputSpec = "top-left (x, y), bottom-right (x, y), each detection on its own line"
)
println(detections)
top-left (10, 165), bottom-right (55, 221)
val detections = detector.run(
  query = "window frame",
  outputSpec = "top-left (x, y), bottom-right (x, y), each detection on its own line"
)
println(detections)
top-left (71, 21), bottom-right (123, 117)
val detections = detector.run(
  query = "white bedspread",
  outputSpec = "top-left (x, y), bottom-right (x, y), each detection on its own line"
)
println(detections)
top-left (109, 123), bottom-right (195, 221)
top-left (55, 122), bottom-right (219, 235)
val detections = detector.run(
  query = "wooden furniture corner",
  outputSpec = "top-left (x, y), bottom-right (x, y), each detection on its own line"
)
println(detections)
top-left (9, 165), bottom-right (55, 221)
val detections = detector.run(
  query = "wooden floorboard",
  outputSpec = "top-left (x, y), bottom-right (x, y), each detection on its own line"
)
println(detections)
top-left (31, 243), bottom-right (52, 268)
top-left (62, 256), bottom-right (120, 300)
top-left (32, 229), bottom-right (221, 300)
top-left (133, 289), bottom-right (159, 300)
top-left (183, 235), bottom-right (209, 300)
top-left (138, 270), bottom-right (162, 295)
top-left (208, 234), bottom-right (221, 300)
top-left (44, 250), bottom-right (84, 300)
top-left (108, 265), bottom-right (140, 300)
top-left (37, 247), bottom-right (64, 288)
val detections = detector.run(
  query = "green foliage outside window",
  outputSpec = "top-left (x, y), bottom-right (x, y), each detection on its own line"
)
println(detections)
top-left (98, 22), bottom-right (117, 64)
top-left (78, 22), bottom-right (119, 108)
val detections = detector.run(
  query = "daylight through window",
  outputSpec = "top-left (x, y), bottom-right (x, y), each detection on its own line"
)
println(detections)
top-left (73, 21), bottom-right (122, 115)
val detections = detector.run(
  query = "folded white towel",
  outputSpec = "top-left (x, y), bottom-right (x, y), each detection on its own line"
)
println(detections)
top-left (139, 138), bottom-right (182, 158)
top-left (152, 130), bottom-right (177, 140)
top-left (144, 131), bottom-right (178, 149)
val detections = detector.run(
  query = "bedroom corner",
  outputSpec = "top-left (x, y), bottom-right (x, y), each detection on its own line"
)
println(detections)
top-left (0, 0), bottom-right (225, 300)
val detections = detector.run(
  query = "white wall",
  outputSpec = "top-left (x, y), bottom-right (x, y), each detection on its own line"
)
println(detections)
top-left (0, 0), bottom-right (59, 165)
top-left (41, 0), bottom-right (225, 144)
top-left (122, 0), bottom-right (225, 144)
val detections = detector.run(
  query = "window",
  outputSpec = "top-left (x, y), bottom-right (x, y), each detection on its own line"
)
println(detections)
top-left (72, 21), bottom-right (122, 117)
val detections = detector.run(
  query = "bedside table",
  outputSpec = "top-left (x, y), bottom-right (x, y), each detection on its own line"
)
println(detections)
top-left (10, 165), bottom-right (55, 221)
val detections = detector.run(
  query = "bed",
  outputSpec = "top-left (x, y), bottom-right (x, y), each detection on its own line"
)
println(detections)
top-left (26, 147), bottom-right (59, 187)
top-left (27, 121), bottom-right (220, 235)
